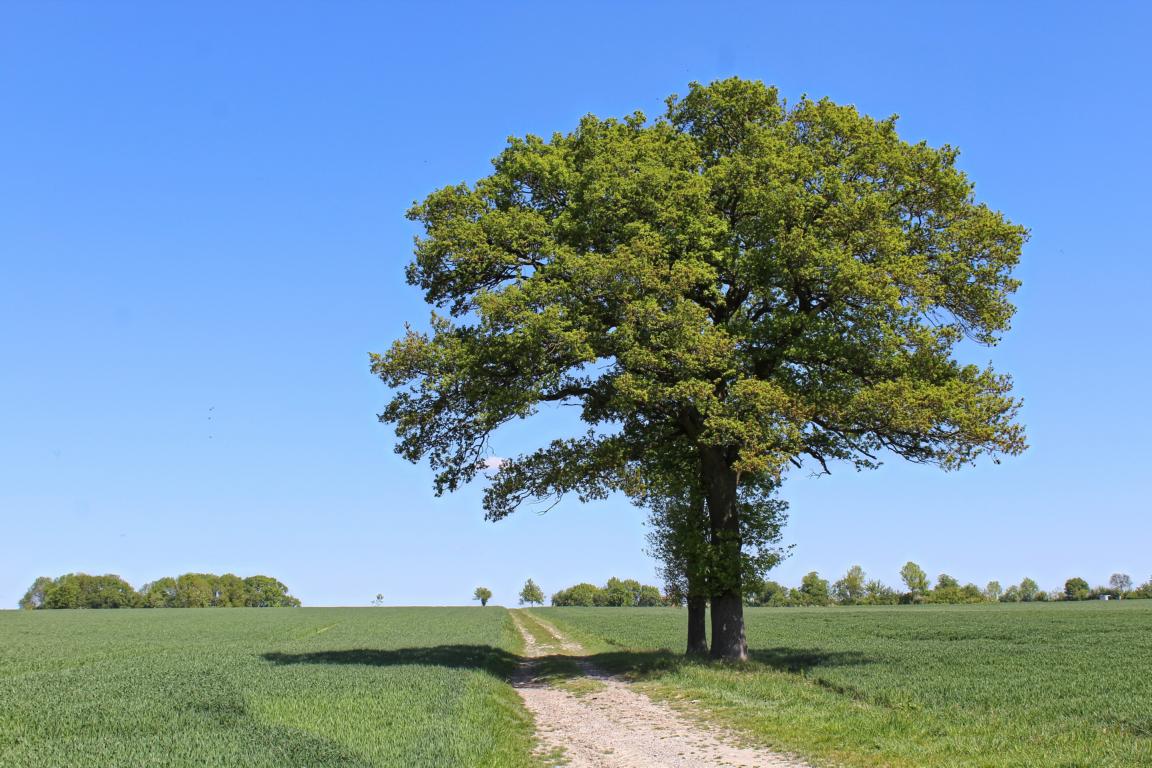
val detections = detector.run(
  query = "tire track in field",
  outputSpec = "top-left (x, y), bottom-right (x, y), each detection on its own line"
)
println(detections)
top-left (509, 610), bottom-right (810, 768)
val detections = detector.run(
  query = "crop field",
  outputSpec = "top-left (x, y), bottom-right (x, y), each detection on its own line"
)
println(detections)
top-left (0, 607), bottom-right (535, 768)
top-left (533, 601), bottom-right (1152, 768)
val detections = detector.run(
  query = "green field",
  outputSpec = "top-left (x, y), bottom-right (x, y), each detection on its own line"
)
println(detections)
top-left (533, 601), bottom-right (1152, 768)
top-left (0, 607), bottom-right (535, 768)
top-left (3, 603), bottom-right (1149, 768)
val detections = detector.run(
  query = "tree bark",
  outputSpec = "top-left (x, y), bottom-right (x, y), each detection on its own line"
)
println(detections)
top-left (685, 595), bottom-right (708, 655)
top-left (701, 447), bottom-right (748, 661)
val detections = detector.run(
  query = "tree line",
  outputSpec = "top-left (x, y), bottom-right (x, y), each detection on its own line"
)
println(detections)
top-left (549, 577), bottom-right (664, 607)
top-left (18, 573), bottom-right (301, 609)
top-left (742, 564), bottom-right (1152, 606)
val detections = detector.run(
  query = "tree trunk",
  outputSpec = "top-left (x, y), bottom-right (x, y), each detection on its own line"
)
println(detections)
top-left (686, 595), bottom-right (708, 655)
top-left (684, 494), bottom-right (709, 656)
top-left (701, 447), bottom-right (748, 661)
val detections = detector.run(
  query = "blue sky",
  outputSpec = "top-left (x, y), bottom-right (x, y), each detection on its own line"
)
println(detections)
top-left (2, 3), bottom-right (1149, 608)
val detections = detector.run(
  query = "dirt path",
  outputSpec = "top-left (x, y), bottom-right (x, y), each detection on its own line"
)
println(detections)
top-left (509, 610), bottom-right (810, 768)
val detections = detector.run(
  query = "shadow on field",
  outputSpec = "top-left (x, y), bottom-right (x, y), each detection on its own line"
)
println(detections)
top-left (262, 645), bottom-right (521, 676)
top-left (262, 644), bottom-right (872, 681)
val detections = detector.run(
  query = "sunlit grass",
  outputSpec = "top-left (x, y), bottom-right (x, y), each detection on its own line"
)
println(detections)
top-left (532, 601), bottom-right (1152, 768)
top-left (0, 607), bottom-right (537, 767)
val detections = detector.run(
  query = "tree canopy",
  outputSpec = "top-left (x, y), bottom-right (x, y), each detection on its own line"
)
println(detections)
top-left (19, 573), bottom-right (300, 609)
top-left (374, 78), bottom-right (1026, 658)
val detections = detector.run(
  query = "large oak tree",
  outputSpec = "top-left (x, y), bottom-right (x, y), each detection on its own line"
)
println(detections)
top-left (374, 79), bottom-right (1026, 659)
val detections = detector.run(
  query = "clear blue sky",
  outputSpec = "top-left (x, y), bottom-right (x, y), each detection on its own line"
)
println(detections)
top-left (2, 3), bottom-right (1149, 608)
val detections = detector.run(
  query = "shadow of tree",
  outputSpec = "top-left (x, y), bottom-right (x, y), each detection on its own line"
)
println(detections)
top-left (262, 643), bottom-right (873, 682)
top-left (263, 645), bottom-right (523, 678)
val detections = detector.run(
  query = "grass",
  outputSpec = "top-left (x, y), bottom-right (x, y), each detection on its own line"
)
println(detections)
top-left (531, 601), bottom-right (1152, 768)
top-left (0, 607), bottom-right (538, 768)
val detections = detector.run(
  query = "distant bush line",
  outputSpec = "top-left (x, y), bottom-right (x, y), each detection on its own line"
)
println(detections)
top-left (547, 567), bottom-right (1152, 608)
top-left (18, 573), bottom-right (301, 609)
top-left (551, 577), bottom-right (665, 607)
top-left (741, 564), bottom-right (1152, 607)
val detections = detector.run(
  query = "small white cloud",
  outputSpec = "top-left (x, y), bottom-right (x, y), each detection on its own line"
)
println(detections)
top-left (479, 456), bottom-right (507, 471)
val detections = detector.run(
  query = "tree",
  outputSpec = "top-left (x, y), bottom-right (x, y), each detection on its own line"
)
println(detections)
top-left (373, 78), bottom-right (1027, 659)
top-left (518, 579), bottom-right (544, 605)
top-left (1109, 573), bottom-right (1132, 599)
top-left (1019, 577), bottom-right (1040, 602)
top-left (645, 461), bottom-right (787, 652)
top-left (242, 575), bottom-right (301, 607)
top-left (473, 587), bottom-right (492, 606)
top-left (798, 571), bottom-right (831, 606)
top-left (372, 593), bottom-right (386, 606)
top-left (984, 580), bottom-right (1003, 602)
top-left (863, 579), bottom-right (898, 605)
top-left (140, 577), bottom-right (178, 608)
top-left (1064, 577), bottom-right (1090, 601)
top-left (551, 583), bottom-right (602, 606)
top-left (900, 562), bottom-right (931, 600)
top-left (833, 565), bottom-right (867, 605)
top-left (18, 576), bottom-right (54, 610)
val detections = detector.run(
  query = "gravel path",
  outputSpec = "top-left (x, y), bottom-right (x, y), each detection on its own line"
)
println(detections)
top-left (510, 611), bottom-right (810, 768)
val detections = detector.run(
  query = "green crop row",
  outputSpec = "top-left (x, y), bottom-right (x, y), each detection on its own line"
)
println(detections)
top-left (532, 601), bottom-right (1152, 768)
top-left (0, 607), bottom-right (537, 768)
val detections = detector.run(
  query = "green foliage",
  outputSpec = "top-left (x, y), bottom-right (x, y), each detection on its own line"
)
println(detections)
top-left (23, 573), bottom-right (299, 610)
top-left (798, 571), bottom-right (831, 606)
top-left (18, 576), bottom-right (54, 610)
top-left (373, 77), bottom-right (1027, 656)
top-left (550, 583), bottom-right (602, 607)
top-left (0, 607), bottom-right (536, 767)
top-left (1065, 577), bottom-right (1091, 601)
top-left (535, 602), bottom-right (1152, 768)
top-left (984, 580), bottom-right (1003, 602)
top-left (517, 578), bottom-right (544, 606)
top-left (832, 565), bottom-right (867, 604)
top-left (899, 561), bottom-right (930, 598)
top-left (550, 577), bottom-right (664, 607)
top-left (38, 574), bottom-right (138, 609)
top-left (473, 586), bottom-right (492, 606)
top-left (1018, 577), bottom-right (1040, 603)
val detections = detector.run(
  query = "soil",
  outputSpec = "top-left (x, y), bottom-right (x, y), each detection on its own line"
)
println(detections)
top-left (509, 611), bottom-right (811, 768)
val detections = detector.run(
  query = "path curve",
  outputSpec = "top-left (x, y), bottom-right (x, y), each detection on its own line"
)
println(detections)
top-left (509, 610), bottom-right (810, 768)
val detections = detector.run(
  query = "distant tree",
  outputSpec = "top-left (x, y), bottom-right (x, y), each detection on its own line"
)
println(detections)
top-left (984, 581), bottom-right (1003, 602)
top-left (174, 573), bottom-right (214, 608)
top-left (140, 577), bottom-right (178, 608)
top-left (519, 579), bottom-right (545, 606)
top-left (900, 562), bottom-right (930, 600)
top-left (936, 573), bottom-right (960, 590)
top-left (473, 587), bottom-right (492, 607)
top-left (39, 574), bottom-right (138, 609)
top-left (1019, 577), bottom-right (1040, 602)
top-left (243, 575), bottom-right (301, 607)
top-left (551, 583), bottom-right (602, 607)
top-left (602, 577), bottom-right (638, 607)
top-left (215, 573), bottom-right (247, 607)
top-left (833, 565), bottom-right (867, 605)
top-left (1001, 584), bottom-right (1021, 602)
top-left (635, 584), bottom-right (664, 607)
top-left (960, 583), bottom-right (984, 603)
top-left (863, 579), bottom-right (899, 605)
top-left (372, 593), bottom-right (386, 606)
top-left (1132, 577), bottom-right (1152, 599)
top-left (1109, 573), bottom-right (1132, 599)
top-left (1064, 577), bottom-right (1090, 601)
top-left (799, 571), bottom-right (831, 606)
top-left (18, 576), bottom-right (54, 610)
